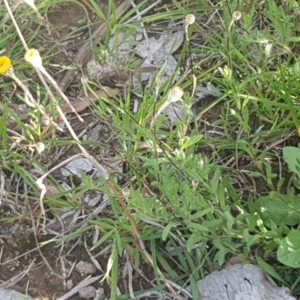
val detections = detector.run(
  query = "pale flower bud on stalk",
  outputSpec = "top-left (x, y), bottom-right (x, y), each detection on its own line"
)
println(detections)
top-left (24, 48), bottom-right (43, 69)
top-left (192, 179), bottom-right (199, 188)
top-left (198, 159), bottom-right (204, 166)
top-left (167, 86), bottom-right (184, 104)
top-left (185, 14), bottom-right (195, 42)
top-left (25, 48), bottom-right (84, 122)
top-left (229, 11), bottom-right (242, 31)
top-left (122, 186), bottom-right (130, 198)
top-left (185, 14), bottom-right (196, 26)
top-left (150, 86), bottom-right (184, 127)
top-left (232, 11), bottom-right (242, 21)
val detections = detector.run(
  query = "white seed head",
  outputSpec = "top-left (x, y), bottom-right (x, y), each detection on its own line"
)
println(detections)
top-left (167, 86), bottom-right (184, 103)
top-left (185, 14), bottom-right (195, 26)
top-left (198, 159), bottom-right (204, 166)
top-left (232, 11), bottom-right (242, 21)
top-left (122, 186), bottom-right (130, 198)
top-left (35, 142), bottom-right (46, 154)
top-left (192, 179), bottom-right (199, 188)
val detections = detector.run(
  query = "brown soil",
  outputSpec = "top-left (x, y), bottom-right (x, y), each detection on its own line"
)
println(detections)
top-left (0, 221), bottom-right (154, 299)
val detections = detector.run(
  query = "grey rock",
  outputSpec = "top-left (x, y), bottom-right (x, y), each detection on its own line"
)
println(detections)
top-left (76, 261), bottom-right (97, 275)
top-left (0, 289), bottom-right (33, 300)
top-left (195, 264), bottom-right (296, 300)
top-left (94, 288), bottom-right (105, 300)
top-left (79, 286), bottom-right (96, 299)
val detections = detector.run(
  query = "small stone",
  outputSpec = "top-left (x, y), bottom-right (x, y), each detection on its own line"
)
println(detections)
top-left (135, 32), bottom-right (143, 41)
top-left (94, 288), bottom-right (105, 300)
top-left (66, 279), bottom-right (73, 290)
top-left (76, 261), bottom-right (97, 275)
top-left (84, 194), bottom-right (101, 207)
top-left (0, 289), bottom-right (33, 300)
top-left (79, 286), bottom-right (96, 299)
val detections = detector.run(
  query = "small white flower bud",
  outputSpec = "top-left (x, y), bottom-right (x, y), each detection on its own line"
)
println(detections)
top-left (232, 11), bottom-right (242, 21)
top-left (24, 49), bottom-right (43, 69)
top-left (185, 14), bottom-right (195, 26)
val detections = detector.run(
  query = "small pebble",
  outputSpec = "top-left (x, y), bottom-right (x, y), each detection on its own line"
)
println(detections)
top-left (66, 279), bottom-right (73, 290)
top-left (76, 261), bottom-right (97, 275)
top-left (94, 288), bottom-right (105, 300)
top-left (79, 286), bottom-right (96, 299)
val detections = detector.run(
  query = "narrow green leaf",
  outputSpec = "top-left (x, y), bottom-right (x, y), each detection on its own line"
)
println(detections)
top-left (188, 222), bottom-right (209, 232)
top-left (151, 240), bottom-right (164, 293)
top-left (156, 252), bottom-right (179, 280)
top-left (90, 229), bottom-right (115, 251)
top-left (180, 134), bottom-right (203, 151)
top-left (202, 219), bottom-right (223, 228)
top-left (256, 255), bottom-right (286, 284)
top-left (190, 208), bottom-right (214, 220)
top-left (162, 222), bottom-right (178, 241)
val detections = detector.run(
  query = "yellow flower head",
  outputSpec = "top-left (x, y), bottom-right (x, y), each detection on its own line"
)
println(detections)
top-left (298, 125), bottom-right (300, 137)
top-left (24, 48), bottom-right (42, 68)
top-left (0, 56), bottom-right (12, 75)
